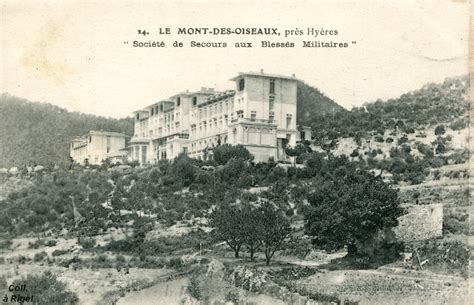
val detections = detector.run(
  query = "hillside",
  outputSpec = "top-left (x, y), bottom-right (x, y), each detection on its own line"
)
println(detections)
top-left (0, 76), bottom-right (467, 168)
top-left (296, 81), bottom-right (345, 124)
top-left (0, 94), bottom-right (134, 168)
top-left (307, 76), bottom-right (469, 142)
top-left (0, 82), bottom-right (343, 168)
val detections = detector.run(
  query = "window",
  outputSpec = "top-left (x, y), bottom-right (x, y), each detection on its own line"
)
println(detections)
top-left (160, 104), bottom-right (163, 111)
top-left (238, 78), bottom-right (245, 91)
top-left (192, 96), bottom-right (197, 106)
top-left (269, 111), bottom-right (275, 122)
top-left (89, 136), bottom-right (92, 143)
top-left (136, 113), bottom-right (139, 120)
top-left (286, 114), bottom-right (292, 129)
top-left (269, 96), bottom-right (275, 110)
top-left (177, 97), bottom-right (181, 106)
top-left (151, 108), bottom-right (154, 116)
top-left (270, 79), bottom-right (275, 94)
top-left (106, 136), bottom-right (111, 153)
top-left (251, 111), bottom-right (256, 121)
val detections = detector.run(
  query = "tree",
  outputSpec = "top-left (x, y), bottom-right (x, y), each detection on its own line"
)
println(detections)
top-left (212, 144), bottom-right (253, 165)
top-left (257, 203), bottom-right (292, 265)
top-left (172, 153), bottom-right (196, 186)
top-left (304, 169), bottom-right (403, 257)
top-left (209, 204), bottom-right (245, 258)
top-left (241, 208), bottom-right (264, 261)
top-left (285, 143), bottom-right (312, 157)
top-left (435, 124), bottom-right (446, 135)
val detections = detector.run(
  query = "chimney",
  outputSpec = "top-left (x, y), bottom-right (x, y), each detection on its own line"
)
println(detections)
top-left (260, 69), bottom-right (264, 74)
top-left (292, 73), bottom-right (296, 77)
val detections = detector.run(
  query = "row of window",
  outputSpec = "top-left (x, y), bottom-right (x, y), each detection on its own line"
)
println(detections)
top-left (192, 99), bottom-right (235, 120)
top-left (190, 136), bottom-right (227, 153)
top-left (142, 77), bottom-right (276, 121)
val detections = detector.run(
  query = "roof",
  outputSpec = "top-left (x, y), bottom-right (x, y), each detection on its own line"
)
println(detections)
top-left (88, 130), bottom-right (129, 137)
top-left (132, 109), bottom-right (150, 114)
top-left (144, 100), bottom-right (173, 110)
top-left (191, 89), bottom-right (218, 95)
top-left (230, 71), bottom-right (298, 81)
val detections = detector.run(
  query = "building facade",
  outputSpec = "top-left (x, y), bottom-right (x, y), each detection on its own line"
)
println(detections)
top-left (70, 130), bottom-right (128, 165)
top-left (128, 71), bottom-right (309, 164)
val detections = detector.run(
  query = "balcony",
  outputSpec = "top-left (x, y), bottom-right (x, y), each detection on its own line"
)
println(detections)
top-left (230, 117), bottom-right (276, 125)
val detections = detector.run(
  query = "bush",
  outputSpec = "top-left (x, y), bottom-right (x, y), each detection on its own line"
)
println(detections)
top-left (409, 239), bottom-right (469, 277)
top-left (44, 240), bottom-right (57, 247)
top-left (52, 249), bottom-right (69, 257)
top-left (28, 239), bottom-right (45, 249)
top-left (350, 149), bottom-right (359, 158)
top-left (435, 124), bottom-right (446, 135)
top-left (34, 251), bottom-right (48, 262)
top-left (213, 144), bottom-right (253, 165)
top-left (79, 238), bottom-right (96, 250)
top-left (450, 119), bottom-right (466, 131)
top-left (397, 135), bottom-right (409, 145)
top-left (7, 271), bottom-right (78, 304)
top-left (225, 291), bottom-right (240, 303)
top-left (187, 273), bottom-right (202, 300)
top-left (375, 135), bottom-right (384, 142)
top-left (0, 238), bottom-right (12, 250)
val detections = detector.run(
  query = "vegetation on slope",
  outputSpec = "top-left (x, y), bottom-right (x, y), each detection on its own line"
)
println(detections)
top-left (306, 76), bottom-right (469, 143)
top-left (296, 81), bottom-right (345, 123)
top-left (0, 94), bottom-right (133, 168)
top-left (0, 145), bottom-right (404, 264)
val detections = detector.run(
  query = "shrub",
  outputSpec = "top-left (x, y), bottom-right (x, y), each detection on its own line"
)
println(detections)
top-left (28, 239), bottom-right (45, 249)
top-left (397, 135), bottom-right (409, 145)
top-left (409, 239), bottom-right (469, 277)
top-left (350, 149), bottom-right (359, 158)
top-left (79, 238), bottom-right (96, 250)
top-left (225, 291), bottom-right (240, 303)
top-left (213, 144), bottom-right (254, 165)
top-left (167, 257), bottom-right (183, 269)
top-left (116, 255), bottom-right (126, 263)
top-left (375, 135), bottom-right (384, 142)
top-left (435, 124), bottom-right (446, 135)
top-left (44, 240), bottom-right (57, 247)
top-left (7, 271), bottom-right (78, 304)
top-left (443, 218), bottom-right (469, 235)
top-left (187, 273), bottom-right (202, 300)
top-left (34, 251), bottom-right (48, 262)
top-left (52, 249), bottom-right (68, 256)
top-left (450, 119), bottom-right (467, 131)
top-left (0, 238), bottom-right (12, 250)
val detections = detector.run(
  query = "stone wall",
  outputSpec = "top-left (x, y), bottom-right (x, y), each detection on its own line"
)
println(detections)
top-left (394, 203), bottom-right (443, 242)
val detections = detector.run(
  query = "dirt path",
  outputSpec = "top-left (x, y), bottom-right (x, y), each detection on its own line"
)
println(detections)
top-left (117, 277), bottom-right (189, 305)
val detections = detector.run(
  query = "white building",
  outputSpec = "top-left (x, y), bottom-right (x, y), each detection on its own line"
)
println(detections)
top-left (128, 71), bottom-right (310, 164)
top-left (70, 130), bottom-right (128, 165)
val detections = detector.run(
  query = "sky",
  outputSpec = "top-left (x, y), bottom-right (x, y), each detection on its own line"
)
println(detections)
top-left (1, 0), bottom-right (469, 118)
